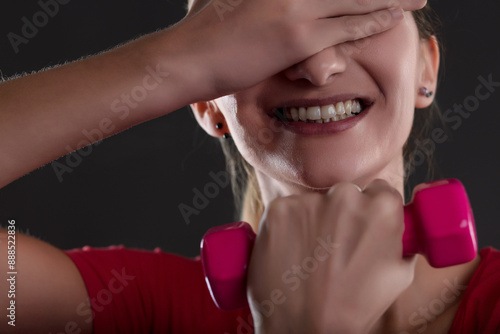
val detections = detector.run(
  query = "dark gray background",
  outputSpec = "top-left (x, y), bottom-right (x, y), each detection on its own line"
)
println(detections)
top-left (0, 0), bottom-right (499, 257)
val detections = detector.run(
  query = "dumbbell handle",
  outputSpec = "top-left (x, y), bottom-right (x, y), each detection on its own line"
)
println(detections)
top-left (201, 179), bottom-right (478, 311)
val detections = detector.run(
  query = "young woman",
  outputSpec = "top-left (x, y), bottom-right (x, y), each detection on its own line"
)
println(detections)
top-left (1, 0), bottom-right (499, 333)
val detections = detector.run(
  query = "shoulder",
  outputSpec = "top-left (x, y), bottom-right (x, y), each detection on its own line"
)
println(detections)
top-left (449, 247), bottom-right (500, 333)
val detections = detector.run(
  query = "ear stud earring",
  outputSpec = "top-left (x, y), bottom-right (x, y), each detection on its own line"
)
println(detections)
top-left (419, 87), bottom-right (433, 98)
top-left (216, 123), bottom-right (230, 139)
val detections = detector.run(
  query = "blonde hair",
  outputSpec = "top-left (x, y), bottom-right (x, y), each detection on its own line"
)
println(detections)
top-left (218, 133), bottom-right (264, 231)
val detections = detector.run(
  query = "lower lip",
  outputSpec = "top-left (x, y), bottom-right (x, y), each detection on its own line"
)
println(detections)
top-left (277, 105), bottom-right (371, 136)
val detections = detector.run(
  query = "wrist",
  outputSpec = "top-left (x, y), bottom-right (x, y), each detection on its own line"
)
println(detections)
top-left (144, 22), bottom-right (217, 112)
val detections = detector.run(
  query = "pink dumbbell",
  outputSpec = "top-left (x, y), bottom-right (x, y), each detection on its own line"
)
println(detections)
top-left (200, 178), bottom-right (478, 311)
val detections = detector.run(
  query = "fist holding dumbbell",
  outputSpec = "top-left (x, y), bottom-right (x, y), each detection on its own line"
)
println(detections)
top-left (201, 179), bottom-right (477, 333)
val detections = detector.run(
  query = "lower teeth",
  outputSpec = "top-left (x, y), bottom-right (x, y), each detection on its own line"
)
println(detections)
top-left (307, 113), bottom-right (358, 123)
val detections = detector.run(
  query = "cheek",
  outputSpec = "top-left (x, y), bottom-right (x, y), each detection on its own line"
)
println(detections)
top-left (364, 18), bottom-right (419, 102)
top-left (216, 98), bottom-right (306, 186)
top-left (215, 95), bottom-right (282, 164)
top-left (358, 18), bottom-right (419, 148)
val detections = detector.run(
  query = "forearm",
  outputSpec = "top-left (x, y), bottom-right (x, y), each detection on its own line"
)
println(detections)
top-left (0, 27), bottom-right (203, 188)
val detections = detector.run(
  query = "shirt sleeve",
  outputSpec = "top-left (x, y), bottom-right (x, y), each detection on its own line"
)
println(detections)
top-left (64, 245), bottom-right (253, 334)
top-left (449, 247), bottom-right (500, 333)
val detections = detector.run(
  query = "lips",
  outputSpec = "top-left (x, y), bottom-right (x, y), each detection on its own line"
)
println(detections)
top-left (270, 100), bottom-right (373, 136)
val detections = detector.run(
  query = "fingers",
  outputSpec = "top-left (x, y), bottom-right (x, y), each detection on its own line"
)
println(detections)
top-left (312, 7), bottom-right (404, 49)
top-left (399, 0), bottom-right (428, 11)
top-left (362, 178), bottom-right (402, 202)
top-left (361, 179), bottom-right (405, 238)
top-left (316, 0), bottom-right (427, 17)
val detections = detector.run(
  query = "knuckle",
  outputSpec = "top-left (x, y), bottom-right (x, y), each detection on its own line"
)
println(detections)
top-left (372, 191), bottom-right (401, 213)
top-left (330, 182), bottom-right (361, 195)
top-left (370, 192), bottom-right (404, 233)
top-left (370, 178), bottom-right (391, 188)
top-left (328, 182), bottom-right (362, 211)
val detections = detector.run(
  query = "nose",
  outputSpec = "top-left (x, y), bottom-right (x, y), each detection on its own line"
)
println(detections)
top-left (283, 45), bottom-right (347, 86)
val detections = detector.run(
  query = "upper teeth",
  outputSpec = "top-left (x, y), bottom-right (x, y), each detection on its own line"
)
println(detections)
top-left (282, 99), bottom-right (363, 123)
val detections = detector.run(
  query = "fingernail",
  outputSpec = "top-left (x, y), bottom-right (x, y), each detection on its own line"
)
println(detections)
top-left (389, 7), bottom-right (403, 19)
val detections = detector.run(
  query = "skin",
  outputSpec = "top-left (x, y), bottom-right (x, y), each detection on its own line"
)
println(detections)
top-left (0, 0), bottom-right (481, 332)
top-left (197, 12), bottom-right (428, 212)
top-left (192, 6), bottom-right (481, 334)
top-left (194, 8), bottom-right (434, 198)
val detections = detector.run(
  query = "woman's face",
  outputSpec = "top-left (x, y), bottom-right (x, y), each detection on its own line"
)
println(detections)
top-left (212, 12), bottom-right (434, 194)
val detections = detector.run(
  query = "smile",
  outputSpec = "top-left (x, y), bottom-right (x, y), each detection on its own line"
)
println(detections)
top-left (273, 99), bottom-right (368, 123)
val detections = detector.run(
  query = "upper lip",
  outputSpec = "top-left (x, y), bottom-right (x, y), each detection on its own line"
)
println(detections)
top-left (266, 94), bottom-right (374, 117)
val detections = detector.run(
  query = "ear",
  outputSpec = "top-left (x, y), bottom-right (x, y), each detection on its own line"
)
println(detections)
top-left (415, 36), bottom-right (440, 109)
top-left (190, 101), bottom-right (226, 138)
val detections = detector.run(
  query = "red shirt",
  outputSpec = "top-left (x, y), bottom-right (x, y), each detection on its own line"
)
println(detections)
top-left (450, 247), bottom-right (500, 333)
top-left (64, 246), bottom-right (500, 333)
